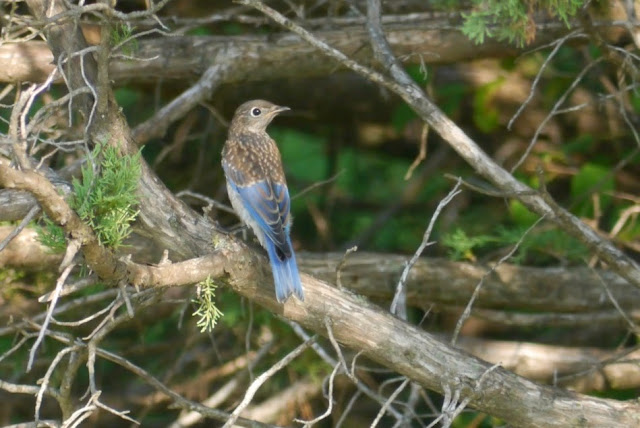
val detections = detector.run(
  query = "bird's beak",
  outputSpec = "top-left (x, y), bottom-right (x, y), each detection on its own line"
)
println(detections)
top-left (273, 105), bottom-right (291, 114)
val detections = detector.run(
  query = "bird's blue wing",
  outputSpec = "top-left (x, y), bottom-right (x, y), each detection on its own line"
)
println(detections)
top-left (229, 178), bottom-right (292, 258)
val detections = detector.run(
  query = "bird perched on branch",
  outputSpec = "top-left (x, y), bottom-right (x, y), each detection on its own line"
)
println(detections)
top-left (222, 100), bottom-right (304, 302)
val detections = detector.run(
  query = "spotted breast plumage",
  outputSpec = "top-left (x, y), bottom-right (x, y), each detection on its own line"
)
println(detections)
top-left (222, 100), bottom-right (304, 302)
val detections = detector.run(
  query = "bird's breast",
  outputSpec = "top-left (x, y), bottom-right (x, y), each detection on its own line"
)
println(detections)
top-left (224, 133), bottom-right (286, 183)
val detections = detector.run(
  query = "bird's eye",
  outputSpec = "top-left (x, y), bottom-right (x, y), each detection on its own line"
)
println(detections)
top-left (250, 107), bottom-right (261, 117)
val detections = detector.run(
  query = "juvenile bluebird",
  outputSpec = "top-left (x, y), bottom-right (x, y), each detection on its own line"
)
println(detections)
top-left (222, 100), bottom-right (304, 302)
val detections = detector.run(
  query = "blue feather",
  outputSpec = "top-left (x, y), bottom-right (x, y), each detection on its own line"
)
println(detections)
top-left (225, 175), bottom-right (304, 302)
top-left (234, 181), bottom-right (290, 252)
top-left (266, 238), bottom-right (304, 302)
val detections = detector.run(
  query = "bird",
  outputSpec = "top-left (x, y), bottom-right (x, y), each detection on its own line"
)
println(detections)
top-left (221, 100), bottom-right (304, 303)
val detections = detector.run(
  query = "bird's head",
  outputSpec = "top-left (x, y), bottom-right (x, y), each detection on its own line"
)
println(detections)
top-left (230, 99), bottom-right (290, 133)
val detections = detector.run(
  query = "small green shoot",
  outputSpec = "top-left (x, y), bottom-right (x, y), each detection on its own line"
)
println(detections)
top-left (192, 276), bottom-right (224, 333)
top-left (36, 215), bottom-right (66, 253)
top-left (111, 23), bottom-right (138, 57)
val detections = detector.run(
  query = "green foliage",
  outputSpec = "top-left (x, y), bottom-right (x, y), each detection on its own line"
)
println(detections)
top-left (143, 318), bottom-right (173, 345)
top-left (216, 294), bottom-right (240, 327)
top-left (275, 123), bottom-right (460, 252)
top-left (630, 90), bottom-right (640, 114)
top-left (110, 23), bottom-right (138, 56)
top-left (443, 225), bottom-right (588, 264)
top-left (39, 143), bottom-right (141, 251)
top-left (510, 227), bottom-right (588, 264)
top-left (336, 148), bottom-right (412, 202)
top-left (561, 134), bottom-right (595, 156)
top-left (405, 63), bottom-right (430, 86)
top-left (71, 143), bottom-right (141, 248)
top-left (0, 335), bottom-right (29, 376)
top-left (509, 200), bottom-right (539, 228)
top-left (221, 23), bottom-right (244, 35)
top-left (391, 103), bottom-right (419, 132)
top-left (187, 27), bottom-right (214, 36)
top-left (462, 0), bottom-right (583, 47)
top-left (114, 88), bottom-right (145, 124)
top-left (436, 81), bottom-right (467, 118)
top-left (570, 162), bottom-right (615, 217)
top-left (442, 228), bottom-right (503, 260)
top-left (472, 77), bottom-right (504, 132)
top-left (290, 350), bottom-right (332, 383)
top-left (590, 387), bottom-right (640, 401)
top-left (273, 128), bottom-right (328, 182)
top-left (372, 215), bottom-right (438, 253)
top-left (431, 0), bottom-right (462, 9)
top-left (36, 215), bottom-right (66, 253)
top-left (192, 276), bottom-right (224, 333)
top-left (612, 204), bottom-right (640, 244)
top-left (114, 88), bottom-right (141, 111)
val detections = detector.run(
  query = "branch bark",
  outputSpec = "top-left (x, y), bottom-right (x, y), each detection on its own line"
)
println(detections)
top-left (0, 20), bottom-right (589, 84)
top-left (220, 262), bottom-right (640, 427)
top-left (3, 225), bottom-right (639, 321)
top-left (456, 337), bottom-right (640, 392)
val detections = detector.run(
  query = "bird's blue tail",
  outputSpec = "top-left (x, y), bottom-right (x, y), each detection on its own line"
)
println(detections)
top-left (266, 239), bottom-right (304, 302)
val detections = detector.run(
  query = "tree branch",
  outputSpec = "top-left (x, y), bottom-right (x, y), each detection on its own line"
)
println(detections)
top-left (3, 225), bottom-right (640, 320)
top-left (0, 19), bottom-right (597, 84)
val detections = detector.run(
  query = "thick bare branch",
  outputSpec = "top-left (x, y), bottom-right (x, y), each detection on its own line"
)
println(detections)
top-left (217, 259), bottom-right (640, 427)
top-left (3, 225), bottom-right (640, 319)
top-left (0, 20), bottom-right (590, 84)
top-left (457, 337), bottom-right (640, 392)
